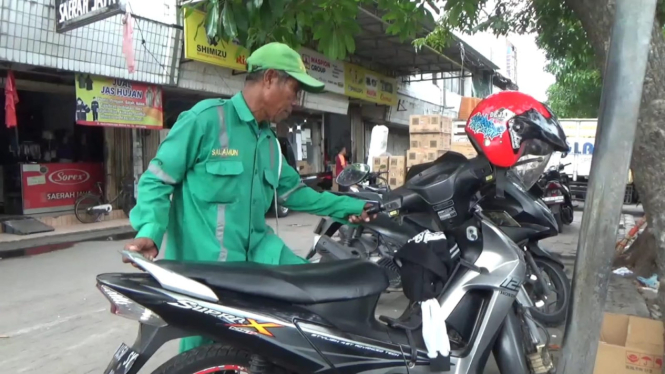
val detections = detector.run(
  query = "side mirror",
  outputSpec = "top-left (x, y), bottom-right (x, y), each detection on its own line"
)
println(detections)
top-left (336, 163), bottom-right (371, 187)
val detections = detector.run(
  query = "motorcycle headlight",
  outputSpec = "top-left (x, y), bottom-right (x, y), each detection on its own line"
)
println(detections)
top-left (98, 284), bottom-right (167, 327)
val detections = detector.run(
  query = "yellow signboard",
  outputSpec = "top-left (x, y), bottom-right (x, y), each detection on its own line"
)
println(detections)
top-left (74, 74), bottom-right (163, 129)
top-left (344, 63), bottom-right (398, 106)
top-left (183, 10), bottom-right (250, 71)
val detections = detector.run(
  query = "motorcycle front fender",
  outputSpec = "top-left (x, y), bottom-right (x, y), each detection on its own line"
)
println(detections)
top-left (526, 242), bottom-right (564, 268)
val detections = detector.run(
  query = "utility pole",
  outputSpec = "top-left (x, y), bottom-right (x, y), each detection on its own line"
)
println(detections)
top-left (559, 0), bottom-right (657, 373)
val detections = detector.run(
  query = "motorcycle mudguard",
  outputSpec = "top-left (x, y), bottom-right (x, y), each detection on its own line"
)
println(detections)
top-left (527, 242), bottom-right (564, 268)
top-left (103, 324), bottom-right (189, 374)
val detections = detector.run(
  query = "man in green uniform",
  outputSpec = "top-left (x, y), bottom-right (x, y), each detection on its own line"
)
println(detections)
top-left (124, 43), bottom-right (373, 352)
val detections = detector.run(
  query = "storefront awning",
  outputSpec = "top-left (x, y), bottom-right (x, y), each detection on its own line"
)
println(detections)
top-left (353, 4), bottom-right (517, 90)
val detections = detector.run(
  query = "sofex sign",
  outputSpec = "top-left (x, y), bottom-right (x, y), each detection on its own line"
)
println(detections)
top-left (56, 0), bottom-right (125, 33)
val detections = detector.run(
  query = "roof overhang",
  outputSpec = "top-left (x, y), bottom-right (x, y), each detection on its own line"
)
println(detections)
top-left (353, 4), bottom-right (499, 77)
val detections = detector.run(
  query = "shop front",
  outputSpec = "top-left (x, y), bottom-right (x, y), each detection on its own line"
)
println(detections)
top-left (0, 68), bottom-right (163, 233)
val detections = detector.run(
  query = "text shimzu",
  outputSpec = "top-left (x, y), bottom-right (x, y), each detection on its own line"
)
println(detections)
top-left (58, 0), bottom-right (119, 24)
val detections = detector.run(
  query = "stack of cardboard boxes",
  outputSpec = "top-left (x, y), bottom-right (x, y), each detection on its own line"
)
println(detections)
top-left (407, 115), bottom-right (453, 171)
top-left (369, 114), bottom-right (481, 190)
top-left (372, 156), bottom-right (390, 186)
top-left (388, 156), bottom-right (406, 190)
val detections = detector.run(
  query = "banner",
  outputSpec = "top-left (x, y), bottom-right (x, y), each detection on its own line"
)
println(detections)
top-left (183, 10), bottom-right (250, 71)
top-left (21, 162), bottom-right (104, 214)
top-left (74, 74), bottom-right (163, 129)
top-left (300, 48), bottom-right (345, 95)
top-left (344, 63), bottom-right (398, 106)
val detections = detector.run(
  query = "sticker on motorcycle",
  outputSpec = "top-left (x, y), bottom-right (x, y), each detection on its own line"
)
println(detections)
top-left (226, 319), bottom-right (283, 337)
top-left (167, 300), bottom-right (284, 337)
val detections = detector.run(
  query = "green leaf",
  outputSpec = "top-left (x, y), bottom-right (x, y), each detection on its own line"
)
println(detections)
top-left (205, 0), bottom-right (221, 44)
top-left (222, 1), bottom-right (238, 40)
top-left (254, 0), bottom-right (264, 8)
top-left (344, 33), bottom-right (356, 54)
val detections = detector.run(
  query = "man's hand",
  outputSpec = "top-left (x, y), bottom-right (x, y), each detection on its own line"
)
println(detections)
top-left (348, 203), bottom-right (379, 224)
top-left (123, 238), bottom-right (158, 266)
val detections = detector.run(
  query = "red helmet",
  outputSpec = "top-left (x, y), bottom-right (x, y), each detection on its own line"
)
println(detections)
top-left (464, 91), bottom-right (567, 168)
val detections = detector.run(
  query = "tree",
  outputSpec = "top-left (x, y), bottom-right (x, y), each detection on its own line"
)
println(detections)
top-left (544, 62), bottom-right (601, 118)
top-left (182, 0), bottom-right (437, 60)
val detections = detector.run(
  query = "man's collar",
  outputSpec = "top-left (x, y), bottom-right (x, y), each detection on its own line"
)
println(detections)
top-left (231, 93), bottom-right (256, 123)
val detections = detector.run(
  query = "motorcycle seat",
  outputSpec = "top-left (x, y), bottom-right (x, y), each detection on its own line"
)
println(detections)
top-left (156, 259), bottom-right (389, 305)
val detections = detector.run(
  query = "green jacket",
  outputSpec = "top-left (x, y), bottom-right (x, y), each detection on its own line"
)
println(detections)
top-left (130, 93), bottom-right (365, 265)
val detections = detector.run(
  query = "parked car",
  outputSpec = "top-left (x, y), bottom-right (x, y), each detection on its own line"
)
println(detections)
top-left (268, 137), bottom-right (332, 217)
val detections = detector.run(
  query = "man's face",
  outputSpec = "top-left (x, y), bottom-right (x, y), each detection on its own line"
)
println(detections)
top-left (262, 70), bottom-right (301, 123)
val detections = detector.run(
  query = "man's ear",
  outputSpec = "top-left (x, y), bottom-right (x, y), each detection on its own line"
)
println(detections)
top-left (263, 69), bottom-right (278, 87)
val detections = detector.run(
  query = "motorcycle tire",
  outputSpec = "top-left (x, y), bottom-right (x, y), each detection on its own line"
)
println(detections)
top-left (562, 204), bottom-right (574, 225)
top-left (554, 212), bottom-right (564, 233)
top-left (152, 344), bottom-right (277, 374)
top-left (276, 205), bottom-right (290, 218)
top-left (528, 257), bottom-right (570, 327)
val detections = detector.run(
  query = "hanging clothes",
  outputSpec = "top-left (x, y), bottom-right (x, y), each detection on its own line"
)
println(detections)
top-left (5, 70), bottom-right (19, 129)
top-left (122, 11), bottom-right (136, 74)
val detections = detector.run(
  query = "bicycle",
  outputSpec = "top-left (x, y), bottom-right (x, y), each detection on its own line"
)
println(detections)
top-left (74, 178), bottom-right (135, 224)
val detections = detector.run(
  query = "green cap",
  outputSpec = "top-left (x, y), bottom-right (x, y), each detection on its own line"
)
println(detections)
top-left (247, 42), bottom-right (325, 93)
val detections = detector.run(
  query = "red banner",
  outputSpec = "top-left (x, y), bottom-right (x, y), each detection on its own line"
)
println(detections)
top-left (21, 162), bottom-right (104, 214)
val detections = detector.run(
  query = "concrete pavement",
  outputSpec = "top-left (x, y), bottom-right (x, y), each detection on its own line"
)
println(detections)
top-left (0, 210), bottom-right (643, 373)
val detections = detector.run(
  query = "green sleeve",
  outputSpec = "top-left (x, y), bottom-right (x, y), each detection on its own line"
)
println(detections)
top-left (130, 111), bottom-right (203, 249)
top-left (276, 155), bottom-right (366, 220)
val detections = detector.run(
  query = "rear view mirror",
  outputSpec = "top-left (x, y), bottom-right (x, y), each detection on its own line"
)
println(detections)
top-left (337, 163), bottom-right (371, 187)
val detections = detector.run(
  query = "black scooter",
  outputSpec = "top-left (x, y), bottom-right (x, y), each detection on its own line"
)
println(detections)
top-left (530, 163), bottom-right (574, 232)
top-left (310, 158), bottom-right (571, 326)
top-left (98, 151), bottom-right (557, 374)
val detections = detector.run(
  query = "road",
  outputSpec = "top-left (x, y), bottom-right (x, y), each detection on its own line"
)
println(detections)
top-left (0, 212), bottom-right (580, 374)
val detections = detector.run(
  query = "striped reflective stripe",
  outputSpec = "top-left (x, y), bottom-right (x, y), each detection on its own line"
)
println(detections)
top-left (216, 107), bottom-right (229, 262)
top-left (147, 163), bottom-right (176, 184)
top-left (216, 204), bottom-right (228, 261)
top-left (216, 106), bottom-right (228, 149)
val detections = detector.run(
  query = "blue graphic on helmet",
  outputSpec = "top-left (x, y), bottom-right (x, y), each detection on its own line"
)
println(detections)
top-left (468, 114), bottom-right (507, 140)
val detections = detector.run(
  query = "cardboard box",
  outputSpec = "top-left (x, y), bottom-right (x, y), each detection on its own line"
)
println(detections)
top-left (388, 168), bottom-right (405, 189)
top-left (458, 97), bottom-right (482, 121)
top-left (593, 313), bottom-right (664, 374)
top-left (451, 140), bottom-right (477, 159)
top-left (372, 156), bottom-right (390, 171)
top-left (409, 115), bottom-right (453, 134)
top-left (406, 149), bottom-right (447, 168)
top-left (297, 161), bottom-right (313, 174)
top-left (389, 156), bottom-right (406, 172)
top-left (410, 133), bottom-right (452, 150)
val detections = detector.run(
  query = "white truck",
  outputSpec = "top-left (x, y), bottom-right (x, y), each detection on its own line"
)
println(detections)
top-left (546, 119), bottom-right (637, 204)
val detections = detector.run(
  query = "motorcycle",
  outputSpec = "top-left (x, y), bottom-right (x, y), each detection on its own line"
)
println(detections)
top-left (530, 163), bottom-right (574, 232)
top-left (97, 151), bottom-right (556, 374)
top-left (309, 156), bottom-right (571, 326)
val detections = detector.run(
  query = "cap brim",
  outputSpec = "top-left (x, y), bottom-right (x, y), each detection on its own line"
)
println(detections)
top-left (287, 71), bottom-right (325, 93)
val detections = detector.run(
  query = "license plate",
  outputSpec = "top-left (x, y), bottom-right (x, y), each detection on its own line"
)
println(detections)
top-left (104, 343), bottom-right (140, 374)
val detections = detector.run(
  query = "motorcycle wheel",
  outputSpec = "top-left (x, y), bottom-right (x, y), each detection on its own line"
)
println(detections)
top-left (528, 258), bottom-right (570, 327)
top-left (554, 212), bottom-right (564, 233)
top-left (152, 344), bottom-right (257, 374)
top-left (561, 204), bottom-right (574, 225)
top-left (276, 205), bottom-right (290, 218)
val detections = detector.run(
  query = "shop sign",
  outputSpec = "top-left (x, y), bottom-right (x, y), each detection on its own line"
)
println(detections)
top-left (183, 10), bottom-right (250, 71)
top-left (56, 0), bottom-right (125, 33)
top-left (300, 48), bottom-right (345, 95)
top-left (74, 74), bottom-right (163, 129)
top-left (21, 163), bottom-right (104, 214)
top-left (182, 10), bottom-right (396, 105)
top-left (344, 63), bottom-right (398, 106)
